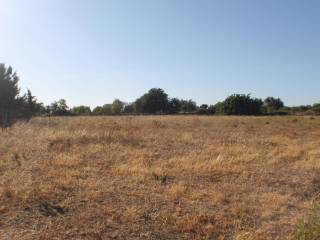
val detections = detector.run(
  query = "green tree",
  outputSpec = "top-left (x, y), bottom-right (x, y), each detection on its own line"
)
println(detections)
top-left (207, 105), bottom-right (216, 114)
top-left (180, 99), bottom-right (197, 113)
top-left (123, 103), bottom-right (135, 114)
top-left (264, 97), bottom-right (284, 112)
top-left (0, 64), bottom-right (20, 127)
top-left (49, 99), bottom-right (70, 116)
top-left (135, 88), bottom-right (169, 114)
top-left (111, 99), bottom-right (124, 115)
top-left (36, 103), bottom-right (48, 115)
top-left (214, 102), bottom-right (225, 115)
top-left (23, 89), bottom-right (40, 118)
top-left (92, 106), bottom-right (103, 115)
top-left (197, 104), bottom-right (209, 115)
top-left (167, 98), bottom-right (181, 114)
top-left (72, 106), bottom-right (91, 115)
top-left (101, 104), bottom-right (112, 115)
top-left (134, 98), bottom-right (143, 114)
top-left (200, 104), bottom-right (208, 109)
top-left (223, 94), bottom-right (263, 115)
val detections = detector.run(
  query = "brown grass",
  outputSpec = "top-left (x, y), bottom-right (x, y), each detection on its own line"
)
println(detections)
top-left (1, 116), bottom-right (320, 239)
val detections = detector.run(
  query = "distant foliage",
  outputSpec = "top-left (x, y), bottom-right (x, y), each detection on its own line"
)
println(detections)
top-left (2, 63), bottom-right (320, 120)
top-left (264, 97), bottom-right (284, 113)
top-left (123, 103), bottom-right (135, 114)
top-left (95, 104), bottom-right (112, 115)
top-left (72, 106), bottom-right (91, 116)
top-left (18, 89), bottom-right (43, 120)
top-left (196, 104), bottom-right (215, 115)
top-left (111, 99), bottom-right (124, 115)
top-left (222, 94), bottom-right (263, 115)
top-left (135, 88), bottom-right (169, 114)
top-left (49, 99), bottom-right (70, 116)
top-left (92, 106), bottom-right (103, 115)
top-left (285, 104), bottom-right (320, 115)
top-left (180, 99), bottom-right (197, 113)
top-left (214, 102), bottom-right (225, 115)
top-left (167, 98), bottom-right (181, 114)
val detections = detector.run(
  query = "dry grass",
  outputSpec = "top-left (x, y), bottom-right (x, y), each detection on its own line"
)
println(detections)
top-left (1, 116), bottom-right (320, 239)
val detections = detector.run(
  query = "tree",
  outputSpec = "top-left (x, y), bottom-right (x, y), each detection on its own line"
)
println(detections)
top-left (214, 102), bottom-right (225, 115)
top-left (196, 104), bottom-right (215, 115)
top-left (101, 104), bottom-right (112, 115)
top-left (123, 103), bottom-right (135, 114)
top-left (197, 104), bottom-right (207, 115)
top-left (134, 98), bottom-right (143, 114)
top-left (180, 99), bottom-right (197, 113)
top-left (111, 99), bottom-right (124, 115)
top-left (135, 88), bottom-right (168, 114)
top-left (23, 89), bottom-right (40, 119)
top-left (49, 99), bottom-right (70, 116)
top-left (207, 105), bottom-right (216, 114)
top-left (200, 104), bottom-right (208, 109)
top-left (0, 64), bottom-right (20, 127)
top-left (264, 97), bottom-right (284, 112)
top-left (72, 106), bottom-right (91, 115)
top-left (92, 106), bottom-right (103, 115)
top-left (36, 103), bottom-right (48, 115)
top-left (92, 104), bottom-right (113, 115)
top-left (223, 94), bottom-right (263, 115)
top-left (167, 98), bottom-right (181, 114)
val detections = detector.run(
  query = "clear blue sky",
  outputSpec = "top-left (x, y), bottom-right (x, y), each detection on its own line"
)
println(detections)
top-left (1, 0), bottom-right (319, 107)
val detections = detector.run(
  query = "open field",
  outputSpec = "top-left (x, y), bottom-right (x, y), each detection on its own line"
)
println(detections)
top-left (1, 116), bottom-right (320, 239)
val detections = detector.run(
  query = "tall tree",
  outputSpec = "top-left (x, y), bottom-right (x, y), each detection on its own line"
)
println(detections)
top-left (21, 89), bottom-right (39, 119)
top-left (0, 64), bottom-right (20, 127)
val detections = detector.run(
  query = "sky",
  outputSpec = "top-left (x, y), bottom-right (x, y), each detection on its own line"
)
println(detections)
top-left (0, 0), bottom-right (319, 108)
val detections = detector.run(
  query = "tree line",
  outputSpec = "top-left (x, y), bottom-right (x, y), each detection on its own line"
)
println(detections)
top-left (1, 64), bottom-right (319, 127)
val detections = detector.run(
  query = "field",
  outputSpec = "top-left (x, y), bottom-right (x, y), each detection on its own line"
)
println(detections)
top-left (1, 116), bottom-right (320, 240)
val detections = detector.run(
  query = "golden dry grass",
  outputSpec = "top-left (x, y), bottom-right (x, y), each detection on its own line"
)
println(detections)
top-left (1, 116), bottom-right (320, 239)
